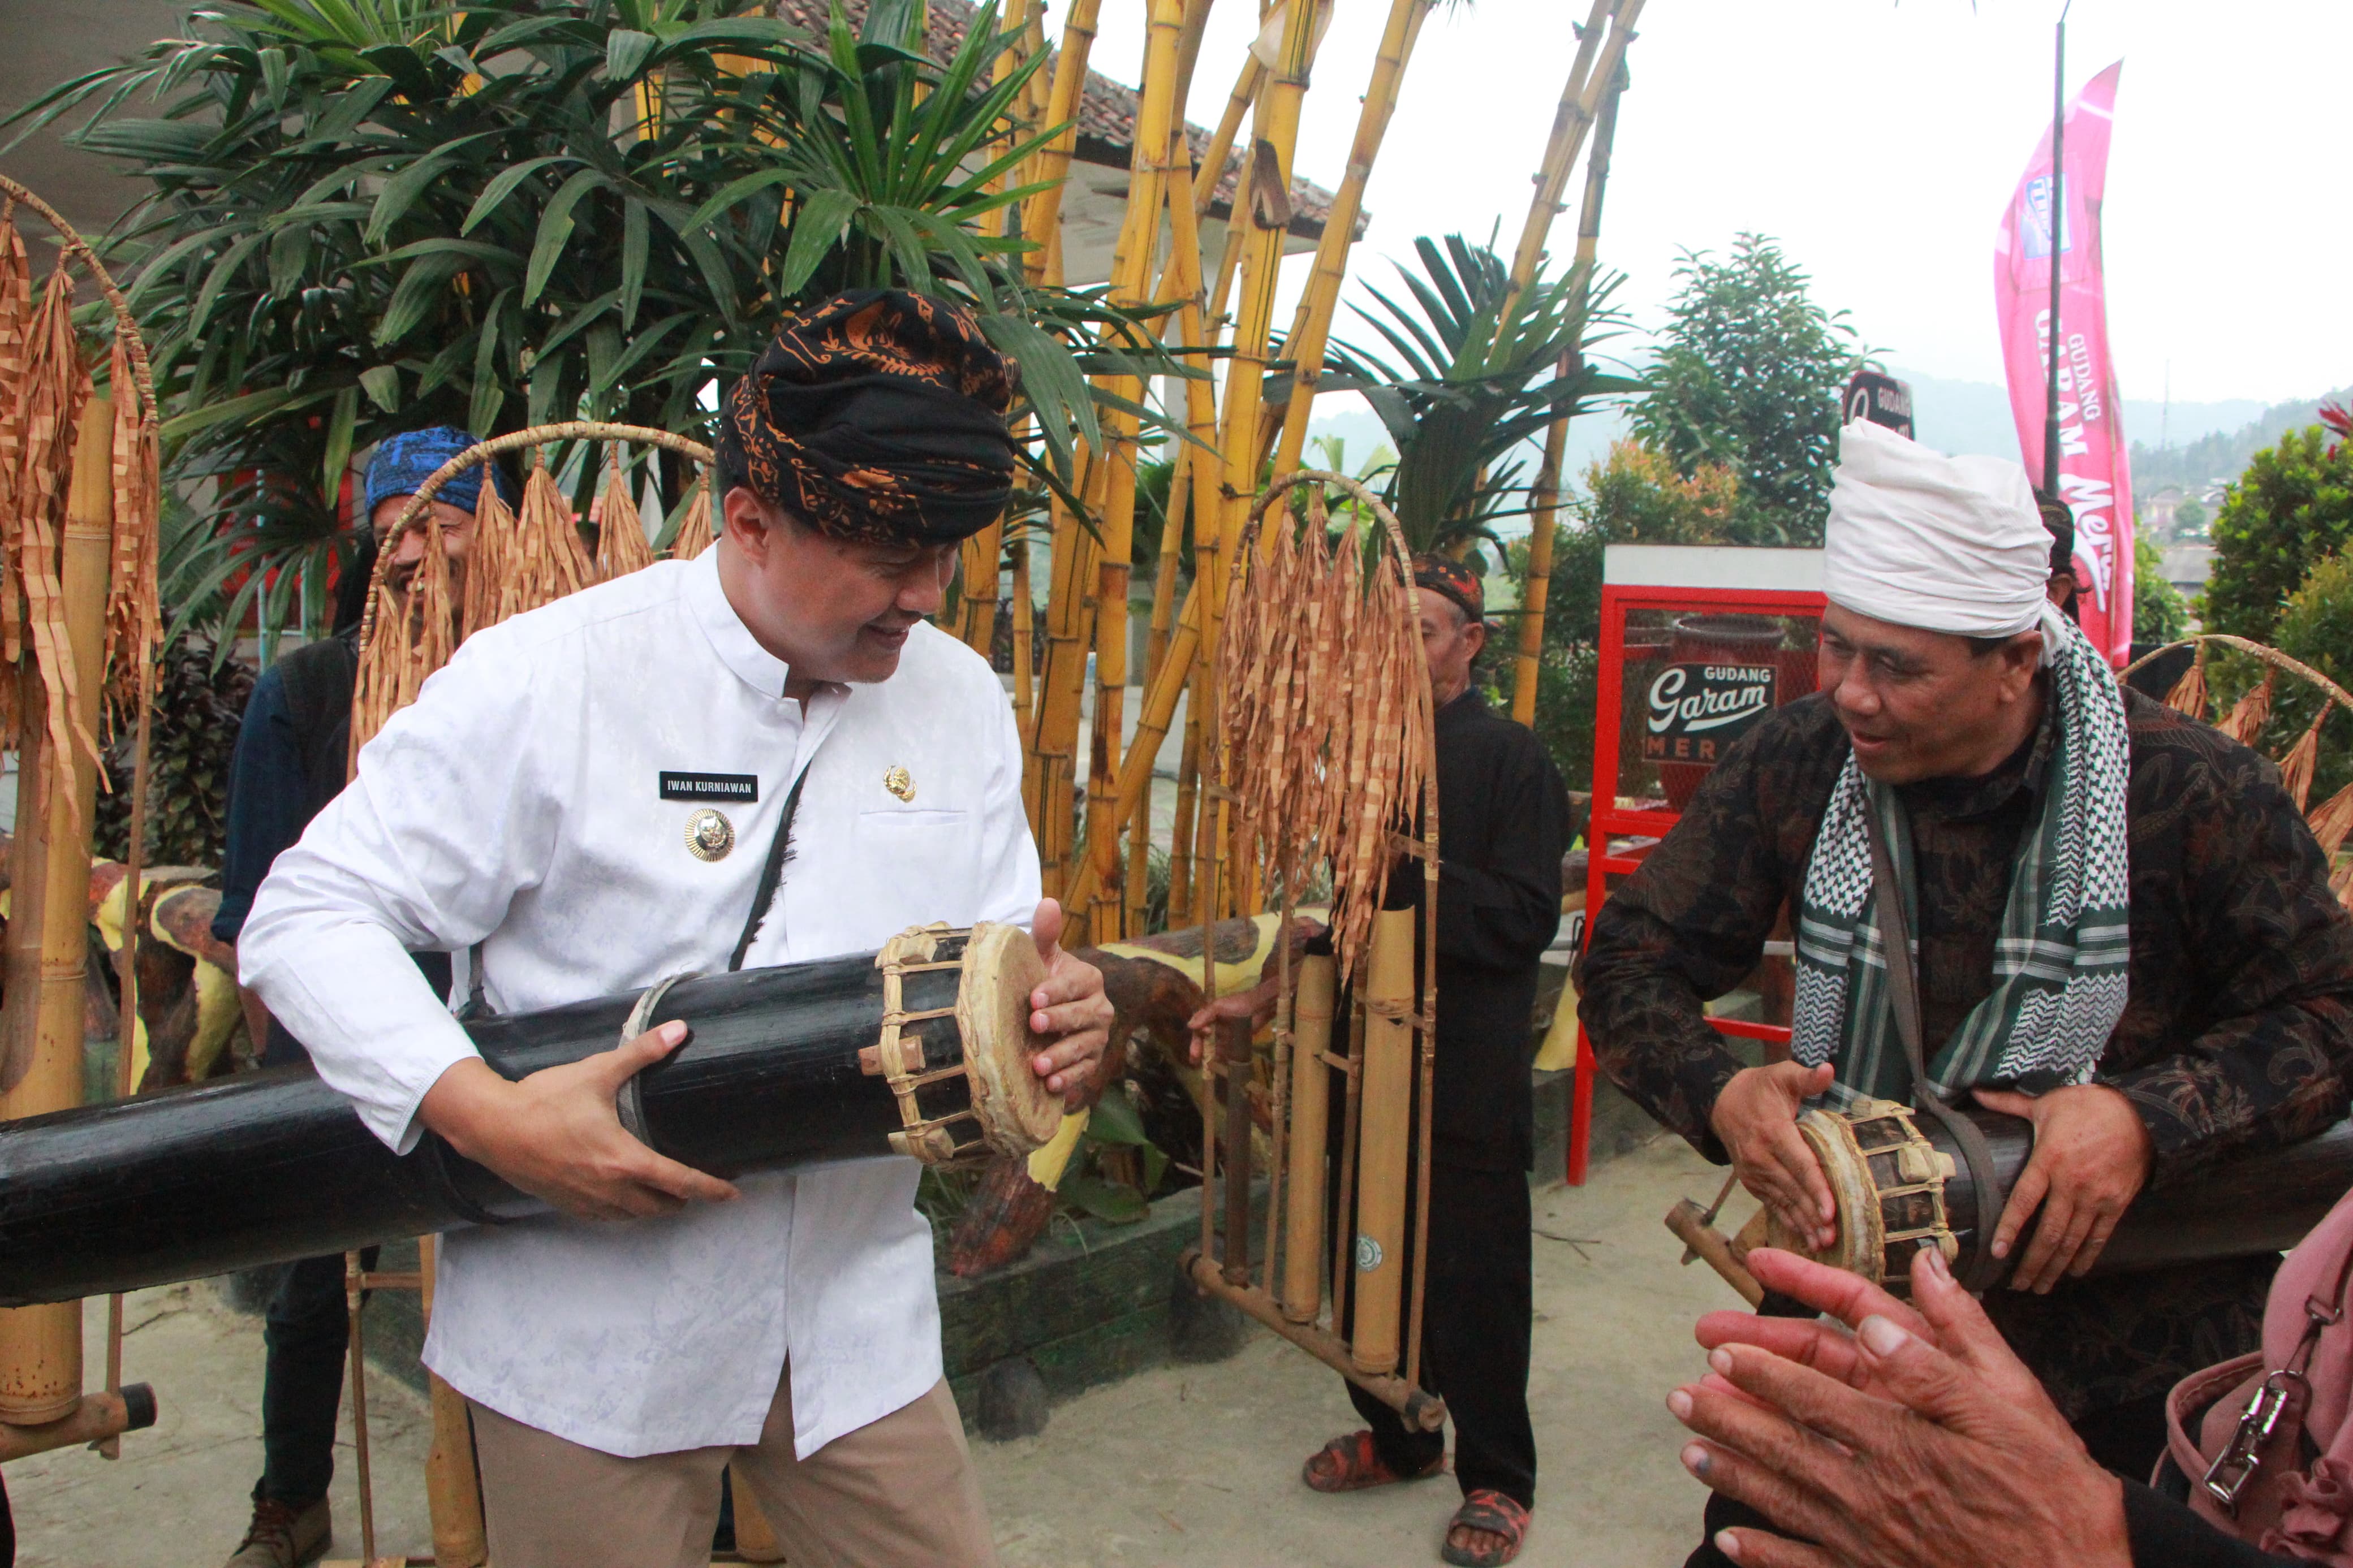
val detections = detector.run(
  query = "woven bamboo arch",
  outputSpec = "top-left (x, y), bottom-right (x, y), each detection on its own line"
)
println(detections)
top-left (2123, 633), bottom-right (2353, 883)
top-left (0, 165), bottom-right (166, 1458)
top-left (350, 420), bottom-right (714, 763)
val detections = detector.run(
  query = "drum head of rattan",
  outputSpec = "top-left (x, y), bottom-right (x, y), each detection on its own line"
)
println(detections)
top-left (956, 921), bottom-right (1065, 1157)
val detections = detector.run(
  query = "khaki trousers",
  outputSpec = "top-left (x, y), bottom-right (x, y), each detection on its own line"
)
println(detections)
top-left (468, 1375), bottom-right (998, 1568)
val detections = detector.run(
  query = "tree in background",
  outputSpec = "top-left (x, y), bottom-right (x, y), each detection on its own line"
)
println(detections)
top-left (2200, 424), bottom-right (2353, 641)
top-left (2132, 533), bottom-right (2191, 644)
top-left (1627, 233), bottom-right (1869, 546)
top-left (2171, 496), bottom-right (2209, 539)
top-left (1519, 441), bottom-right (1740, 789)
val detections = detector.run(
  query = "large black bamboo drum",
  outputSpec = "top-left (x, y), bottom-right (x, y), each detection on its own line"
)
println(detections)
top-left (0, 922), bottom-right (1061, 1307)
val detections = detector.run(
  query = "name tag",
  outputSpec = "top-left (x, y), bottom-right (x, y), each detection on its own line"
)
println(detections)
top-left (660, 771), bottom-right (759, 802)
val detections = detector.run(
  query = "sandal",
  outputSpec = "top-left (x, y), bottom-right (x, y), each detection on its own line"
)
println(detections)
top-left (1441, 1488), bottom-right (1531, 1567)
top-left (1300, 1429), bottom-right (1443, 1494)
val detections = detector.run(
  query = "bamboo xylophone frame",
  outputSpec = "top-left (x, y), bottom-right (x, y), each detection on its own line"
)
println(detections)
top-left (1180, 473), bottom-right (1446, 1432)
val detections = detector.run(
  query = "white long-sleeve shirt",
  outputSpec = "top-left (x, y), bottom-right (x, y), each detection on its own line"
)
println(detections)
top-left (238, 548), bottom-right (1040, 1458)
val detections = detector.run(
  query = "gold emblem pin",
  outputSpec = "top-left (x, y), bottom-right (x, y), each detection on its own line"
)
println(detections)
top-left (884, 765), bottom-right (915, 802)
top-left (684, 808), bottom-right (735, 862)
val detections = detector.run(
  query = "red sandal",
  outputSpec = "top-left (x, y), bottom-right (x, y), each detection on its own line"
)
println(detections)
top-left (1441, 1488), bottom-right (1531, 1566)
top-left (1300, 1429), bottom-right (1444, 1493)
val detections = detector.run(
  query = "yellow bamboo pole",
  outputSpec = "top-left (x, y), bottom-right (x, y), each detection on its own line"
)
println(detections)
top-left (1169, 679), bottom-right (1203, 925)
top-left (1079, 0), bottom-right (1189, 944)
top-left (1264, 0), bottom-right (1433, 482)
top-left (1061, 583), bottom-right (1202, 918)
top-left (1026, 470), bottom-right (1099, 896)
top-left (1019, 0), bottom-right (1106, 284)
top-left (954, 0), bottom-right (1039, 659)
top-left (0, 404), bottom-right (111, 1424)
top-left (1011, 529), bottom-right (1036, 722)
top-left (1192, 55), bottom-right (1266, 220)
top-left (1131, 444), bottom-right (1188, 931)
top-left (1203, 0), bottom-right (1318, 916)
top-left (1513, 395), bottom-right (1574, 728)
top-left (955, 520), bottom-right (1003, 656)
top-left (1503, 0), bottom-right (1642, 303)
top-left (1512, 58), bottom-right (1628, 725)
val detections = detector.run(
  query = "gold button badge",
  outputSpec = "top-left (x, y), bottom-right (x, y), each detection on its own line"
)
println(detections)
top-left (684, 808), bottom-right (735, 861)
top-left (884, 765), bottom-right (915, 802)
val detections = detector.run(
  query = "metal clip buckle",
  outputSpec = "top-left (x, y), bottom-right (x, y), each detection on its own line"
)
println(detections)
top-left (2203, 1375), bottom-right (2298, 1513)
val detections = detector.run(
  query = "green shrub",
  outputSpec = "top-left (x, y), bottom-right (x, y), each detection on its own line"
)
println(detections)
top-left (2134, 532), bottom-right (2191, 644)
top-left (2200, 426), bottom-right (2353, 641)
top-left (1516, 441), bottom-right (1740, 794)
top-left (2209, 547), bottom-right (2353, 810)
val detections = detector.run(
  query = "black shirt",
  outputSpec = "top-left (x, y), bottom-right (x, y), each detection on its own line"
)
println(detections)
top-left (1391, 688), bottom-right (1572, 1171)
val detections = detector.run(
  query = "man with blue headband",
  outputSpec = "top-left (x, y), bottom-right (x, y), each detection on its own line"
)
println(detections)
top-left (212, 426), bottom-right (509, 1568)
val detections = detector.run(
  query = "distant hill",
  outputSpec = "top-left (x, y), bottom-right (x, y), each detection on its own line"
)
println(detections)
top-left (1303, 375), bottom-right (2343, 522)
top-left (1887, 368), bottom-right (2273, 466)
top-left (2128, 388), bottom-right (2349, 495)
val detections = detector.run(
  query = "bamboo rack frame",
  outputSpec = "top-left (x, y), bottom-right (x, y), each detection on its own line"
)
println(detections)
top-left (1186, 469), bottom-right (1445, 1423)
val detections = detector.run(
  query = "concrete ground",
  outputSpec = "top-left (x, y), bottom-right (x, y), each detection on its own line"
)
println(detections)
top-left (8, 1135), bottom-right (1736, 1567)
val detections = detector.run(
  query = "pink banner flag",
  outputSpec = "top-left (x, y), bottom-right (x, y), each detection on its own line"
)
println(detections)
top-left (1994, 59), bottom-right (2135, 666)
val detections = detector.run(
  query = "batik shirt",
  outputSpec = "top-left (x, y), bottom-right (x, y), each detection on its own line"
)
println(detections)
top-left (1576, 685), bottom-right (2353, 1415)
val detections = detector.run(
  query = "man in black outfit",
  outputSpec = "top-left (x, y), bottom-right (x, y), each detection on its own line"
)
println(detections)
top-left (1191, 554), bottom-right (1568, 1566)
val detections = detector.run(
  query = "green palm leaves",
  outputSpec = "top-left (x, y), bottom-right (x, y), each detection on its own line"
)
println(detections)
top-left (8, 0), bottom-right (1162, 653)
top-left (1322, 233), bottom-right (1638, 556)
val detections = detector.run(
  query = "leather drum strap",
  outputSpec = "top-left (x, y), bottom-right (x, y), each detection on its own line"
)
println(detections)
top-left (1863, 808), bottom-right (2012, 1291)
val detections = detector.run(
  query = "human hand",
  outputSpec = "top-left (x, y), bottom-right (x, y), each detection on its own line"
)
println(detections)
top-left (1026, 899), bottom-right (1114, 1110)
top-left (420, 1022), bottom-right (743, 1221)
top-left (1694, 1247), bottom-right (1936, 1399)
top-left (1975, 1082), bottom-right (2153, 1293)
top-left (1184, 980), bottom-right (1279, 1067)
top-left (1670, 1246), bottom-right (2131, 1568)
top-left (1708, 1062), bottom-right (1838, 1253)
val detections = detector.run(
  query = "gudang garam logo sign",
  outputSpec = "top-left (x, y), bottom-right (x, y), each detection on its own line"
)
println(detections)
top-left (1643, 663), bottom-right (1777, 763)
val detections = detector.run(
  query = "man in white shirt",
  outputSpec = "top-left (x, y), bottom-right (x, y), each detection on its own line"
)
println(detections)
top-left (238, 290), bottom-right (1113, 1567)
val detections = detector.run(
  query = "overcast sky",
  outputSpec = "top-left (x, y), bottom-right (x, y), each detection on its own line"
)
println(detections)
top-left (1087, 0), bottom-right (2349, 417)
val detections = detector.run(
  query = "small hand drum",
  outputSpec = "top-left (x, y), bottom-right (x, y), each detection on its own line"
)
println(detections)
top-left (1735, 1096), bottom-right (1961, 1298)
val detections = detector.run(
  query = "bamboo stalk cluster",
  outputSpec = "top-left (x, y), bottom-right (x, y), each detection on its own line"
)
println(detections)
top-left (1217, 476), bottom-right (1430, 986)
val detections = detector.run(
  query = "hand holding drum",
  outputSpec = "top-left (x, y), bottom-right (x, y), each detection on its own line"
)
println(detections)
top-left (419, 899), bottom-right (1113, 1224)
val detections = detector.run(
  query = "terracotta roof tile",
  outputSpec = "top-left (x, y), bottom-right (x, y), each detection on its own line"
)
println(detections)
top-left (770, 0), bottom-right (1351, 241)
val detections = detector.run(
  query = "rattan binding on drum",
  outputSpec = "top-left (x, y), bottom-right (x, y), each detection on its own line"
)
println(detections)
top-left (859, 921), bottom-right (1059, 1168)
top-left (1740, 1095), bottom-right (1960, 1299)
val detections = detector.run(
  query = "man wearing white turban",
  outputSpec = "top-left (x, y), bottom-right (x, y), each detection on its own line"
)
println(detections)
top-left (1578, 421), bottom-right (2353, 1568)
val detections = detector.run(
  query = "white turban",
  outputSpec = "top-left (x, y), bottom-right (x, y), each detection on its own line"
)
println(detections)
top-left (1824, 418), bottom-right (2062, 645)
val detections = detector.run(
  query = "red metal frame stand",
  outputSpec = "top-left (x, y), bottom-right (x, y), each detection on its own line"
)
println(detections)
top-left (1567, 547), bottom-right (1826, 1185)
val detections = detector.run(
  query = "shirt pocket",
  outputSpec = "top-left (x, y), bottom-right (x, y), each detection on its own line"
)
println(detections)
top-left (851, 809), bottom-right (984, 925)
